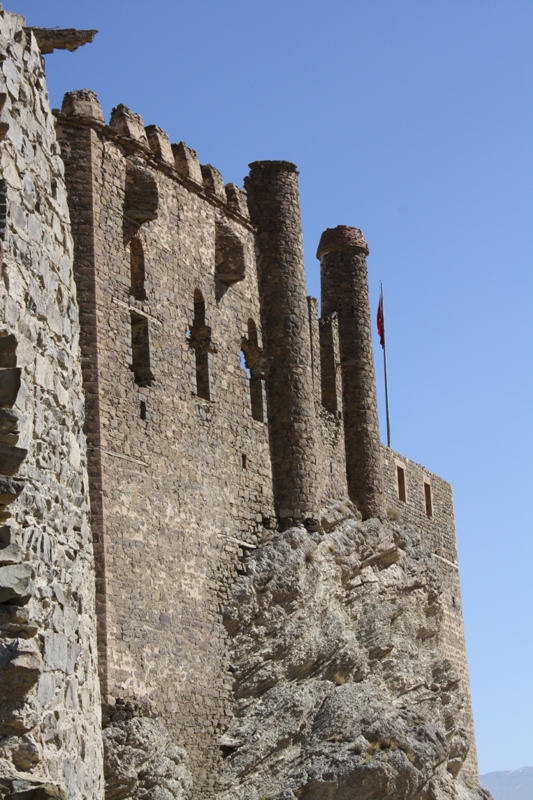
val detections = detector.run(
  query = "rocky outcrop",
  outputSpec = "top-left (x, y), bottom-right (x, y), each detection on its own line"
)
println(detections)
top-left (102, 700), bottom-right (192, 800)
top-left (24, 27), bottom-right (97, 55)
top-left (217, 501), bottom-right (492, 800)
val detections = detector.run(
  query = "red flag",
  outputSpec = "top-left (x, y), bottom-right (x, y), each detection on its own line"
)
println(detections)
top-left (377, 289), bottom-right (385, 348)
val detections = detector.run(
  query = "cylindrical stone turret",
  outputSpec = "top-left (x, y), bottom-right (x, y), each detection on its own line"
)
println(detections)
top-left (317, 226), bottom-right (385, 520)
top-left (245, 161), bottom-right (318, 523)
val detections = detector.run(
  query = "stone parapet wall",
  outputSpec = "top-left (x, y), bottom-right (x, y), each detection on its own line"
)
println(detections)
top-left (0, 11), bottom-right (102, 798)
top-left (382, 445), bottom-right (457, 560)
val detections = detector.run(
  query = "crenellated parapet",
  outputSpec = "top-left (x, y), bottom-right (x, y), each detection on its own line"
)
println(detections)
top-left (55, 91), bottom-right (252, 229)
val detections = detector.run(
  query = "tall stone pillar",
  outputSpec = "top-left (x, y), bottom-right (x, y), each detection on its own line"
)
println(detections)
top-left (317, 226), bottom-right (385, 520)
top-left (245, 161), bottom-right (318, 523)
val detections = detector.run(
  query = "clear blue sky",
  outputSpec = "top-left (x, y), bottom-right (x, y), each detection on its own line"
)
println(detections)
top-left (14, 0), bottom-right (532, 776)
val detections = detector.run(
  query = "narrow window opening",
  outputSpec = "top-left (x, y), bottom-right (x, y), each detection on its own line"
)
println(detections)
top-left (424, 481), bottom-right (433, 517)
top-left (250, 378), bottom-right (265, 422)
top-left (190, 289), bottom-right (212, 401)
top-left (130, 237), bottom-right (146, 300)
top-left (241, 319), bottom-right (265, 422)
top-left (240, 349), bottom-right (251, 378)
top-left (195, 352), bottom-right (210, 401)
top-left (247, 318), bottom-right (259, 349)
top-left (140, 400), bottom-right (147, 420)
top-left (241, 453), bottom-right (247, 469)
top-left (130, 312), bottom-right (153, 387)
top-left (330, 461), bottom-right (334, 474)
top-left (397, 466), bottom-right (406, 503)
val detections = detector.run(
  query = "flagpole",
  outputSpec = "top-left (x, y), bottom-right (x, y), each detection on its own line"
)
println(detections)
top-left (380, 281), bottom-right (391, 448)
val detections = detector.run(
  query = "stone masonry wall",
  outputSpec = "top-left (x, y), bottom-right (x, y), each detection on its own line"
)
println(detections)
top-left (318, 227), bottom-right (385, 521)
top-left (307, 297), bottom-right (348, 505)
top-left (56, 96), bottom-right (276, 797)
top-left (382, 445), bottom-right (479, 785)
top-left (0, 12), bottom-right (103, 799)
top-left (245, 161), bottom-right (319, 524)
top-left (0, 9), bottom-right (482, 800)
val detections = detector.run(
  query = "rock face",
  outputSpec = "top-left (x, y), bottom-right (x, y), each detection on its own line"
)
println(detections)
top-left (217, 502), bottom-right (491, 800)
top-left (102, 703), bottom-right (192, 800)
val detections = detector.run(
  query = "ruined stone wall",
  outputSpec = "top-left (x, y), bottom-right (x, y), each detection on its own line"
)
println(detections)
top-left (0, 11), bottom-right (103, 799)
top-left (56, 96), bottom-right (276, 796)
top-left (382, 445), bottom-right (478, 785)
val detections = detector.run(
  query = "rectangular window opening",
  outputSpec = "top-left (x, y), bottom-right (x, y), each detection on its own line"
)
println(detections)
top-left (424, 481), bottom-right (433, 518)
top-left (396, 465), bottom-right (406, 503)
top-left (130, 313), bottom-right (153, 387)
top-left (250, 376), bottom-right (264, 422)
top-left (241, 453), bottom-right (247, 469)
top-left (140, 400), bottom-right (147, 420)
top-left (195, 351), bottom-right (211, 401)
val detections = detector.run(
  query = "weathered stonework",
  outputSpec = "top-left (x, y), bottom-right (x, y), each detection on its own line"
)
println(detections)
top-left (382, 447), bottom-right (479, 786)
top-left (0, 9), bottom-right (102, 799)
top-left (318, 226), bottom-right (385, 521)
top-left (0, 7), bottom-right (485, 800)
top-left (245, 161), bottom-right (319, 524)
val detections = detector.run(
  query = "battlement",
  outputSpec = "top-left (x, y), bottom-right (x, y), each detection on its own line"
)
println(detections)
top-left (55, 91), bottom-right (252, 228)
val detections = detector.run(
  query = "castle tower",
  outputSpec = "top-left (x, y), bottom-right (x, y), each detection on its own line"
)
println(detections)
top-left (317, 226), bottom-right (385, 520)
top-left (245, 161), bottom-right (318, 522)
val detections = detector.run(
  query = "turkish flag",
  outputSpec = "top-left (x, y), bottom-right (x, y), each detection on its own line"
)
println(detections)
top-left (377, 289), bottom-right (385, 348)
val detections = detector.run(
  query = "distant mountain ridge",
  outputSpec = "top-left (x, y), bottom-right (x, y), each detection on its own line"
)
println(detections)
top-left (481, 767), bottom-right (533, 800)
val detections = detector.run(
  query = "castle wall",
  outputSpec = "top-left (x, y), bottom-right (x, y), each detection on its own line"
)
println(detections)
top-left (307, 300), bottom-right (348, 504)
top-left (0, 13), bottom-right (103, 798)
top-left (0, 8), bottom-right (483, 798)
top-left (56, 96), bottom-right (276, 795)
top-left (382, 446), bottom-right (479, 784)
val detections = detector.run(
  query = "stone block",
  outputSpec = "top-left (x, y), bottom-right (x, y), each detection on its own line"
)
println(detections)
top-left (0, 476), bottom-right (24, 508)
top-left (0, 542), bottom-right (21, 564)
top-left (225, 183), bottom-right (249, 219)
top-left (0, 638), bottom-right (43, 699)
top-left (0, 562), bottom-right (31, 601)
top-left (44, 632), bottom-right (68, 672)
top-left (201, 164), bottom-right (226, 199)
top-left (109, 104), bottom-right (149, 146)
top-left (172, 142), bottom-right (203, 184)
top-left (0, 442), bottom-right (27, 475)
top-left (61, 89), bottom-right (104, 123)
top-left (0, 332), bottom-right (17, 368)
top-left (145, 125), bottom-right (174, 165)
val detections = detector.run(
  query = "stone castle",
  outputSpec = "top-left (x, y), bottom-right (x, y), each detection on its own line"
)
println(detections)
top-left (0, 10), bottom-right (486, 800)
